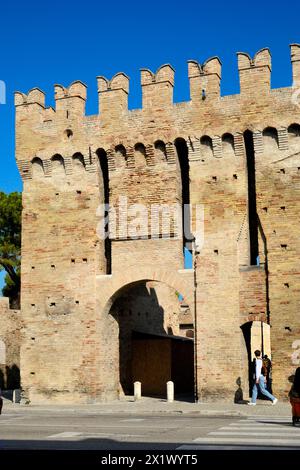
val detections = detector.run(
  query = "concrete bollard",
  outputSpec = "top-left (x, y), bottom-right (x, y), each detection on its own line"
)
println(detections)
top-left (167, 381), bottom-right (174, 402)
top-left (134, 381), bottom-right (141, 401)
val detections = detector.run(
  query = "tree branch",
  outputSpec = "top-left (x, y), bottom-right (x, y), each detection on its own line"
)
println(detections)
top-left (0, 262), bottom-right (20, 287)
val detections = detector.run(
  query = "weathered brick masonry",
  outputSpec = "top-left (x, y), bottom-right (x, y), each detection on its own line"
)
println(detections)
top-left (0, 298), bottom-right (22, 390)
top-left (10, 45), bottom-right (300, 403)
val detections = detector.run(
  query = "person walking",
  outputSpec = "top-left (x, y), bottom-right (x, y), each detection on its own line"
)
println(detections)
top-left (263, 354), bottom-right (272, 392)
top-left (289, 367), bottom-right (300, 425)
top-left (248, 349), bottom-right (278, 406)
top-left (289, 367), bottom-right (300, 399)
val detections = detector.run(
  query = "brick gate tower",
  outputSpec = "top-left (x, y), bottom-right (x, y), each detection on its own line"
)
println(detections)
top-left (14, 45), bottom-right (300, 403)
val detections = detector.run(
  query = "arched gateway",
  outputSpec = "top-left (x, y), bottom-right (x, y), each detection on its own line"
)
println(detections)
top-left (96, 269), bottom-right (195, 399)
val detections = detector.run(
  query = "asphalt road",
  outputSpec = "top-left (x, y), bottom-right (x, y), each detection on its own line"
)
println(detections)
top-left (0, 410), bottom-right (300, 451)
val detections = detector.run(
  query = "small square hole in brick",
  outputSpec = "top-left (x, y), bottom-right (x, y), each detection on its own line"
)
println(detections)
top-left (82, 258), bottom-right (88, 263)
top-left (214, 249), bottom-right (219, 255)
top-left (76, 190), bottom-right (82, 195)
top-left (71, 259), bottom-right (75, 264)
top-left (281, 244), bottom-right (287, 249)
top-left (51, 264), bottom-right (55, 269)
top-left (280, 206), bottom-right (286, 211)
top-left (280, 168), bottom-right (285, 174)
top-left (263, 207), bottom-right (268, 212)
top-left (50, 302), bottom-right (56, 307)
top-left (284, 283), bottom-right (290, 288)
top-left (212, 176), bottom-right (217, 181)
top-left (233, 174), bottom-right (238, 179)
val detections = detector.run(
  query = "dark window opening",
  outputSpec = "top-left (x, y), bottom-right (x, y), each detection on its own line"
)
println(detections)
top-left (115, 144), bottom-right (127, 165)
top-left (31, 157), bottom-right (45, 178)
top-left (200, 135), bottom-right (213, 158)
top-left (244, 130), bottom-right (259, 265)
top-left (97, 149), bottom-right (111, 274)
top-left (288, 123), bottom-right (300, 137)
top-left (65, 129), bottom-right (73, 139)
top-left (175, 138), bottom-right (193, 259)
top-left (73, 153), bottom-right (85, 170)
top-left (179, 323), bottom-right (194, 329)
top-left (51, 154), bottom-right (65, 176)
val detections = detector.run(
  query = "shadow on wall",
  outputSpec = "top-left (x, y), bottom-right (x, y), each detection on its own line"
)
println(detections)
top-left (0, 364), bottom-right (20, 390)
top-left (234, 376), bottom-right (248, 404)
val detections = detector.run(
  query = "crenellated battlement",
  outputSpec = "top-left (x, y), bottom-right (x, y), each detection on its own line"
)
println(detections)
top-left (237, 48), bottom-right (272, 94)
top-left (140, 64), bottom-right (175, 108)
top-left (15, 87), bottom-right (46, 107)
top-left (14, 44), bottom-right (300, 171)
top-left (97, 72), bottom-right (129, 115)
top-left (237, 48), bottom-right (271, 70)
top-left (188, 56), bottom-right (222, 100)
top-left (14, 44), bottom-right (300, 117)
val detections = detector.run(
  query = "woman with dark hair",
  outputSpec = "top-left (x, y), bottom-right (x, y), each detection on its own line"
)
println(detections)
top-left (290, 367), bottom-right (300, 398)
top-left (289, 367), bottom-right (300, 425)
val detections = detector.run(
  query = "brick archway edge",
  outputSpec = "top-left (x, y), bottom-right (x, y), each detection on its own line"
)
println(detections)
top-left (97, 268), bottom-right (194, 315)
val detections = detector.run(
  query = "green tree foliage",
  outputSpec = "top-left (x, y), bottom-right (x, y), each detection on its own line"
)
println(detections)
top-left (0, 192), bottom-right (22, 308)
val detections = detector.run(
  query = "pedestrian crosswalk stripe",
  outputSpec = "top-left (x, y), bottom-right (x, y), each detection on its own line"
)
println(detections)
top-left (243, 418), bottom-right (291, 421)
top-left (226, 425), bottom-right (297, 428)
top-left (48, 432), bottom-right (82, 439)
top-left (192, 437), bottom-right (300, 446)
top-left (176, 417), bottom-right (300, 450)
top-left (210, 431), bottom-right (300, 437)
top-left (228, 423), bottom-right (291, 426)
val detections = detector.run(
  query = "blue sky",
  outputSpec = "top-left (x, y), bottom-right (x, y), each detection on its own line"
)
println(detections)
top-left (0, 0), bottom-right (299, 286)
top-left (1, 0), bottom-right (300, 195)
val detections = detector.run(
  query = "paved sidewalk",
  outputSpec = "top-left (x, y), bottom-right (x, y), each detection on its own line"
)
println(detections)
top-left (1, 395), bottom-right (292, 418)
